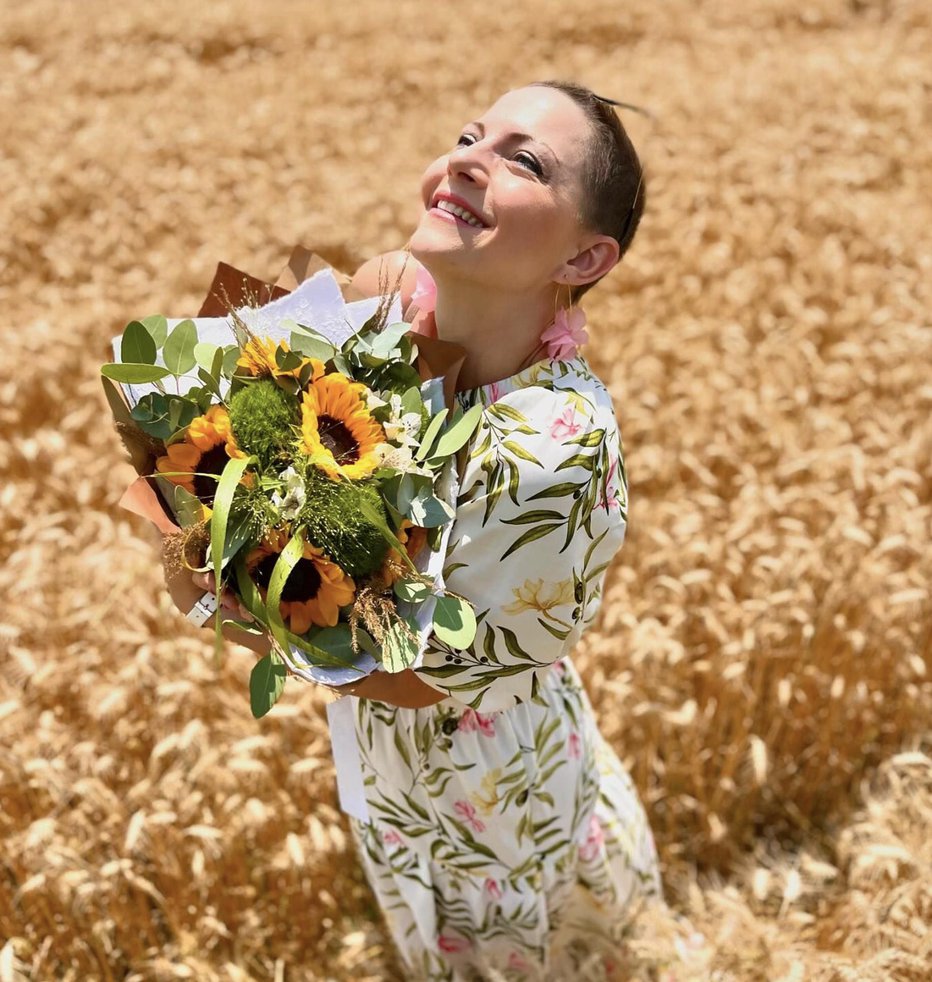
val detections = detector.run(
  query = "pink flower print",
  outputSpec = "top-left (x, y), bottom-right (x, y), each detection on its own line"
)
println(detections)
top-left (600, 455), bottom-right (621, 513)
top-left (487, 380), bottom-right (502, 404)
top-left (508, 951), bottom-right (533, 972)
top-left (409, 265), bottom-right (437, 314)
top-left (484, 877), bottom-right (503, 900)
top-left (458, 709), bottom-right (496, 737)
top-left (438, 933), bottom-right (471, 954)
top-left (579, 814), bottom-right (605, 862)
top-left (568, 731), bottom-right (581, 759)
top-left (540, 306), bottom-right (588, 361)
top-left (551, 406), bottom-right (581, 440)
top-left (454, 799), bottom-right (486, 834)
top-left (382, 828), bottom-right (403, 846)
top-left (553, 658), bottom-right (567, 677)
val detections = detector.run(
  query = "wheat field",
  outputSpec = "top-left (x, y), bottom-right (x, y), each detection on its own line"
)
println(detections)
top-left (0, 1), bottom-right (929, 979)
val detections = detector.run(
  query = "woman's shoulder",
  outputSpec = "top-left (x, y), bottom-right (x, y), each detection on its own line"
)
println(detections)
top-left (486, 355), bottom-right (620, 439)
top-left (350, 250), bottom-right (421, 309)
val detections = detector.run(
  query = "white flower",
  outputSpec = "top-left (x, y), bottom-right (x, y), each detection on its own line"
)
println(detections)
top-left (384, 412), bottom-right (421, 445)
top-left (374, 442), bottom-right (431, 476)
top-left (365, 388), bottom-right (387, 411)
top-left (270, 466), bottom-right (306, 520)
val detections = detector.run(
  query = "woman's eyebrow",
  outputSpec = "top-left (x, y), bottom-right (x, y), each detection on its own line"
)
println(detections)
top-left (467, 120), bottom-right (559, 162)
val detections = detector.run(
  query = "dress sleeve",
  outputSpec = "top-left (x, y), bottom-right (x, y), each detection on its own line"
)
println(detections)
top-left (412, 378), bottom-right (628, 712)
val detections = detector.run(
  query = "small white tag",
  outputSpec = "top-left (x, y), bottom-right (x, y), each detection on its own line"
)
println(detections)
top-left (326, 696), bottom-right (370, 823)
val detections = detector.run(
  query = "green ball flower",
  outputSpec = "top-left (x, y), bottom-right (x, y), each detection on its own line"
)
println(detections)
top-left (301, 472), bottom-right (390, 577)
top-left (228, 379), bottom-right (299, 469)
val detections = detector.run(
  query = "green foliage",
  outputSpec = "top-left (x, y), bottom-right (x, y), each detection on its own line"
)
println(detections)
top-left (163, 319), bottom-right (198, 375)
top-left (130, 391), bottom-right (199, 440)
top-left (249, 652), bottom-right (287, 718)
top-left (121, 321), bottom-right (157, 364)
top-left (228, 379), bottom-right (300, 469)
top-left (300, 472), bottom-right (390, 576)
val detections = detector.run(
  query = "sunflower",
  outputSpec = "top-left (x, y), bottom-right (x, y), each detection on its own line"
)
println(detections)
top-left (236, 336), bottom-right (324, 382)
top-left (155, 406), bottom-right (247, 516)
top-left (300, 373), bottom-right (384, 480)
top-left (246, 528), bottom-right (356, 633)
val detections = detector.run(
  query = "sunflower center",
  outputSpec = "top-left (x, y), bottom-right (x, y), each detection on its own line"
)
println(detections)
top-left (193, 444), bottom-right (231, 506)
top-left (253, 554), bottom-right (322, 604)
top-left (317, 414), bottom-right (360, 464)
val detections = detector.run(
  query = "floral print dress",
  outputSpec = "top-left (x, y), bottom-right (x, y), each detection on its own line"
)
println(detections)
top-left (348, 355), bottom-right (661, 981)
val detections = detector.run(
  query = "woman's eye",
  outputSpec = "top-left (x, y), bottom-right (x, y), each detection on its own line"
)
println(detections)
top-left (456, 133), bottom-right (477, 149)
top-left (513, 150), bottom-right (543, 176)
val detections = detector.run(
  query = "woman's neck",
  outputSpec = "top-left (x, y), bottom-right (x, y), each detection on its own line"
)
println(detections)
top-left (431, 277), bottom-right (555, 390)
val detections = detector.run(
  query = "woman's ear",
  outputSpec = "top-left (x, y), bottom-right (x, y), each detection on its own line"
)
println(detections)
top-left (557, 235), bottom-right (620, 288)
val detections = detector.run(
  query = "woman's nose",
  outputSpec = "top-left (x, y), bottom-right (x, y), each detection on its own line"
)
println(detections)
top-left (447, 142), bottom-right (488, 185)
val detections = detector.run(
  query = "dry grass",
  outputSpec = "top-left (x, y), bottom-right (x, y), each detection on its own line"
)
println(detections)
top-left (1, 0), bottom-right (929, 978)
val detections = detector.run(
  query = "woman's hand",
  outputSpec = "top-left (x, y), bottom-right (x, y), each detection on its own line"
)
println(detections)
top-left (191, 570), bottom-right (253, 622)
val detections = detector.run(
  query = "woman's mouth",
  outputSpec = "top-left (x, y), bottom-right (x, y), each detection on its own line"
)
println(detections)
top-left (428, 193), bottom-right (489, 229)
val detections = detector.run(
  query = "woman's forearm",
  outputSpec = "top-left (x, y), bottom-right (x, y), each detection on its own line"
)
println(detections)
top-left (336, 668), bottom-right (447, 708)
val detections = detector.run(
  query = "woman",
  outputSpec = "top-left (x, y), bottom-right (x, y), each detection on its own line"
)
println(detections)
top-left (342, 81), bottom-right (661, 980)
top-left (194, 80), bottom-right (660, 979)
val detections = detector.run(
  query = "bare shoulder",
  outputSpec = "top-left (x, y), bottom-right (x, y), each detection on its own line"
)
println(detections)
top-left (350, 250), bottom-right (422, 308)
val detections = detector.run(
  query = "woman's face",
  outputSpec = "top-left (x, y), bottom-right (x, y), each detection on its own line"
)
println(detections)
top-left (409, 86), bottom-right (596, 295)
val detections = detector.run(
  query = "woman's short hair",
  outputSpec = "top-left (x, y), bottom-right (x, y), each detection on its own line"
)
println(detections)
top-left (532, 80), bottom-right (646, 298)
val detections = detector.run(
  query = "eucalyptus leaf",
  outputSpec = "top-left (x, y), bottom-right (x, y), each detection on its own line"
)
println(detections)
top-left (141, 314), bottom-right (168, 348)
top-left (432, 595), bottom-right (477, 648)
top-left (407, 491), bottom-right (455, 528)
top-left (101, 363), bottom-right (173, 384)
top-left (369, 320), bottom-right (410, 358)
top-left (275, 346), bottom-right (304, 372)
top-left (400, 385), bottom-right (423, 417)
top-left (194, 341), bottom-right (220, 372)
top-left (163, 319), bottom-right (198, 375)
top-left (121, 320), bottom-right (157, 365)
top-left (222, 344), bottom-right (241, 376)
top-left (382, 619), bottom-right (420, 673)
top-left (250, 652), bottom-right (287, 718)
top-left (305, 624), bottom-right (359, 665)
top-left (415, 408), bottom-right (448, 461)
top-left (433, 403), bottom-right (484, 458)
top-left (394, 579), bottom-right (432, 603)
top-left (290, 329), bottom-right (336, 362)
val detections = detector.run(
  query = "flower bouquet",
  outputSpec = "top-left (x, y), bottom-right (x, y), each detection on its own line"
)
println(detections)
top-left (102, 248), bottom-right (479, 717)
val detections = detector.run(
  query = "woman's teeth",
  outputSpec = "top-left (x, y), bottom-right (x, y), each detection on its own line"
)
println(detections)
top-left (435, 199), bottom-right (484, 228)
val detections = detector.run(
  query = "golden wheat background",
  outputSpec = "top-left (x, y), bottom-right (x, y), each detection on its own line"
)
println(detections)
top-left (1, 1), bottom-right (929, 979)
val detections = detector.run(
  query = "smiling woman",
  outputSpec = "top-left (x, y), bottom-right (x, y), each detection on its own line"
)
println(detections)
top-left (341, 81), bottom-right (661, 980)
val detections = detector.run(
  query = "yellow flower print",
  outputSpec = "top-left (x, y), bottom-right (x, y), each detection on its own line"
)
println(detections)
top-left (503, 578), bottom-right (575, 616)
top-left (469, 768), bottom-right (503, 817)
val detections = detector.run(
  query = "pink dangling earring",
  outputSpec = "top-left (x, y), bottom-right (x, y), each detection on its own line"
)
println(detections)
top-left (540, 283), bottom-right (588, 361)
